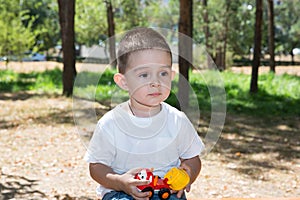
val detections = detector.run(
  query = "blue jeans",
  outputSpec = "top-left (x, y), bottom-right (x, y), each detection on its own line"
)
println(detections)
top-left (102, 191), bottom-right (186, 200)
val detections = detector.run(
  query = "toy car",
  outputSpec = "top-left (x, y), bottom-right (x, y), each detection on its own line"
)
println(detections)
top-left (135, 168), bottom-right (190, 200)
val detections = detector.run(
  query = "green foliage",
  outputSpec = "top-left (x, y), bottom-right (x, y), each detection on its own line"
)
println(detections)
top-left (228, 1), bottom-right (255, 57)
top-left (275, 0), bottom-right (300, 54)
top-left (21, 0), bottom-right (60, 52)
top-left (143, 0), bottom-right (179, 29)
top-left (0, 0), bottom-right (35, 58)
top-left (0, 0), bottom-right (59, 57)
top-left (193, 0), bottom-right (299, 61)
top-left (75, 0), bottom-right (107, 46)
top-left (115, 0), bottom-right (149, 31)
top-left (1, 68), bottom-right (299, 117)
top-left (0, 0), bottom-right (300, 62)
top-left (194, 0), bottom-right (255, 59)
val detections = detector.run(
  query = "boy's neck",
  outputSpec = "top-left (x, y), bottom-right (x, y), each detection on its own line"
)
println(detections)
top-left (128, 100), bottom-right (161, 117)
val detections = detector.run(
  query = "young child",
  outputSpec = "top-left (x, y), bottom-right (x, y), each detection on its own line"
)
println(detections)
top-left (85, 27), bottom-right (205, 200)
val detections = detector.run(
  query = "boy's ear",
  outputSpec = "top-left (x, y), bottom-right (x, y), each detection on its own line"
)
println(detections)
top-left (171, 70), bottom-right (176, 80)
top-left (114, 73), bottom-right (128, 90)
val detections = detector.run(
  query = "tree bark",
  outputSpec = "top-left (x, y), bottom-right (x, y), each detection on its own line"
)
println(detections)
top-left (215, 47), bottom-right (223, 70)
top-left (58, 0), bottom-right (76, 97)
top-left (267, 0), bottom-right (275, 73)
top-left (221, 0), bottom-right (231, 71)
top-left (290, 49), bottom-right (295, 65)
top-left (178, 0), bottom-right (193, 111)
top-left (202, 0), bottom-right (212, 69)
top-left (250, 0), bottom-right (263, 93)
top-left (105, 0), bottom-right (117, 68)
top-left (202, 0), bottom-right (210, 52)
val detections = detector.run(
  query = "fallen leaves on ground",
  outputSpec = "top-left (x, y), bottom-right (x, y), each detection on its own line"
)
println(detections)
top-left (1, 94), bottom-right (300, 199)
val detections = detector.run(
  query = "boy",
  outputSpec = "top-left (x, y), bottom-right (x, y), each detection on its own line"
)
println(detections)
top-left (85, 27), bottom-right (205, 200)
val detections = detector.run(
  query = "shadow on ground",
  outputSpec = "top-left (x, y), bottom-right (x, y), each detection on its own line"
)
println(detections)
top-left (0, 172), bottom-right (45, 199)
top-left (0, 172), bottom-right (93, 200)
top-left (200, 113), bottom-right (300, 180)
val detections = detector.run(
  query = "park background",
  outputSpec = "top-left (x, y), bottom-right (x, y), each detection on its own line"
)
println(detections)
top-left (0, 0), bottom-right (300, 199)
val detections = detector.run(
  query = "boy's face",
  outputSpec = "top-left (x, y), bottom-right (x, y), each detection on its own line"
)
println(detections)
top-left (115, 49), bottom-right (174, 107)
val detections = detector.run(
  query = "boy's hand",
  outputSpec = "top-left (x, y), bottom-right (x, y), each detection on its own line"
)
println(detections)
top-left (117, 168), bottom-right (151, 200)
top-left (172, 162), bottom-right (192, 198)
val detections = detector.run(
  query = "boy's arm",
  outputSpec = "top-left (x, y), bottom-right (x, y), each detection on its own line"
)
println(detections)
top-left (89, 163), bottom-right (151, 200)
top-left (174, 156), bottom-right (201, 198)
top-left (180, 156), bottom-right (201, 184)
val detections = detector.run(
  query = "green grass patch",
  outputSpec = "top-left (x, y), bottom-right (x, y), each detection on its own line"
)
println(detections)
top-left (221, 71), bottom-right (300, 116)
top-left (1, 68), bottom-right (299, 117)
top-left (0, 68), bottom-right (62, 93)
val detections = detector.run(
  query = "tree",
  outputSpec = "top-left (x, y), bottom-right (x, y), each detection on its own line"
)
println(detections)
top-left (275, 0), bottom-right (300, 64)
top-left (143, 0), bottom-right (179, 30)
top-left (21, 0), bottom-right (60, 53)
top-left (178, 0), bottom-right (193, 111)
top-left (195, 0), bottom-right (250, 69)
top-left (250, 0), bottom-right (263, 93)
top-left (58, 0), bottom-right (76, 96)
top-left (214, 0), bottom-right (232, 70)
top-left (202, 0), bottom-right (210, 52)
top-left (115, 0), bottom-right (148, 30)
top-left (0, 0), bottom-right (35, 60)
top-left (229, 1), bottom-right (255, 59)
top-left (105, 0), bottom-right (117, 68)
top-left (267, 0), bottom-right (275, 72)
top-left (75, 0), bottom-right (107, 46)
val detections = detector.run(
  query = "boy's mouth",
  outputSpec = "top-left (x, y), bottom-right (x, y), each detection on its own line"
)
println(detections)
top-left (148, 92), bottom-right (162, 97)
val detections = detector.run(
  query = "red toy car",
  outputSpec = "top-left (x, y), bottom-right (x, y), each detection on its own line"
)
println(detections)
top-left (135, 168), bottom-right (171, 200)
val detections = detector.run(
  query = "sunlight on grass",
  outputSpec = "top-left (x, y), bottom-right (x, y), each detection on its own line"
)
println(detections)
top-left (1, 68), bottom-right (299, 117)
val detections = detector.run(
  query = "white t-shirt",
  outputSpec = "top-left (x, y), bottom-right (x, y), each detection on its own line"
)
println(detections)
top-left (85, 101), bottom-right (205, 197)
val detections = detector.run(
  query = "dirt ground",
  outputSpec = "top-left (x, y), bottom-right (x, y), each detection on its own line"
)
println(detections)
top-left (0, 62), bottom-right (300, 199)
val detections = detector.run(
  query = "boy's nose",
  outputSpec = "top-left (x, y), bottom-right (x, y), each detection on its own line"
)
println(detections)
top-left (150, 82), bottom-right (160, 87)
top-left (149, 78), bottom-right (161, 87)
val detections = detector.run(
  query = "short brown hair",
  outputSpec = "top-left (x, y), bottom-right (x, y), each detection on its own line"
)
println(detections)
top-left (117, 27), bottom-right (172, 74)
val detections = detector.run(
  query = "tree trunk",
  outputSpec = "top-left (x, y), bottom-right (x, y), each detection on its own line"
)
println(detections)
top-left (290, 49), bottom-right (295, 65)
top-left (202, 0), bottom-right (213, 69)
top-left (222, 34), bottom-right (227, 70)
top-left (202, 0), bottom-right (210, 52)
top-left (267, 0), bottom-right (275, 73)
top-left (221, 0), bottom-right (231, 71)
top-left (178, 0), bottom-right (193, 111)
top-left (215, 47), bottom-right (223, 70)
top-left (250, 0), bottom-right (263, 93)
top-left (58, 0), bottom-right (76, 97)
top-left (105, 0), bottom-right (117, 68)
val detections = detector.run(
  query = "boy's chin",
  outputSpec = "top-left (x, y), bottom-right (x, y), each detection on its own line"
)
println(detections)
top-left (141, 101), bottom-right (162, 108)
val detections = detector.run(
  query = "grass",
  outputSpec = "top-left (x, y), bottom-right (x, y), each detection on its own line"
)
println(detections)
top-left (0, 68), bottom-right (62, 93)
top-left (1, 68), bottom-right (299, 117)
top-left (222, 72), bottom-right (300, 117)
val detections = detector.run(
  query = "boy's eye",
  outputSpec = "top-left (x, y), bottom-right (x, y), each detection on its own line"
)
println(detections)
top-left (139, 73), bottom-right (148, 78)
top-left (160, 71), bottom-right (169, 76)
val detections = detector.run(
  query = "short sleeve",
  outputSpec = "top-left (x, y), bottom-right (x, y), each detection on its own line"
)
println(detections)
top-left (84, 121), bottom-right (115, 165)
top-left (177, 114), bottom-right (205, 159)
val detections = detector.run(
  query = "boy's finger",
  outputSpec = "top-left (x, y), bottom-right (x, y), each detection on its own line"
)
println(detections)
top-left (131, 187), bottom-right (151, 200)
top-left (133, 179), bottom-right (151, 186)
top-left (185, 184), bottom-right (191, 192)
top-left (176, 190), bottom-right (184, 198)
top-left (128, 167), bottom-right (144, 175)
